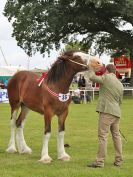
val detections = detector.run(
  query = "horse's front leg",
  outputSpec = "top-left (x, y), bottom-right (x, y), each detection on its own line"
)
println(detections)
top-left (57, 110), bottom-right (71, 161)
top-left (39, 110), bottom-right (52, 164)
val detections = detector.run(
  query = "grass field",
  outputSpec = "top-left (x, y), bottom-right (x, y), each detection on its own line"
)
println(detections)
top-left (0, 98), bottom-right (133, 177)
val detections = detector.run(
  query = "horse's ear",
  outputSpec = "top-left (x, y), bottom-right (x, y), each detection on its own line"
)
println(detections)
top-left (58, 55), bottom-right (69, 61)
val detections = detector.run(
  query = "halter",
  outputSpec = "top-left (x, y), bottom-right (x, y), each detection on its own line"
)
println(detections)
top-left (37, 58), bottom-right (88, 88)
top-left (69, 59), bottom-right (88, 67)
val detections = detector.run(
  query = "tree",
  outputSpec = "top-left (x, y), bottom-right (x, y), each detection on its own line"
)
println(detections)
top-left (4, 0), bottom-right (133, 85)
top-left (64, 41), bottom-right (88, 52)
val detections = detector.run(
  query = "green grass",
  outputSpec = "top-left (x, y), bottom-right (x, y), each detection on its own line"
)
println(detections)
top-left (0, 98), bottom-right (133, 177)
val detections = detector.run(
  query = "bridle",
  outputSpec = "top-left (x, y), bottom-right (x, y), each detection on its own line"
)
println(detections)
top-left (69, 59), bottom-right (88, 67)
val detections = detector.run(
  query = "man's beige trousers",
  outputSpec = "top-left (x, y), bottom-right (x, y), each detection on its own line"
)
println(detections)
top-left (96, 113), bottom-right (123, 167)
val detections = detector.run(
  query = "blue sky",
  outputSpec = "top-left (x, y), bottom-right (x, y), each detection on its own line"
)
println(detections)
top-left (0, 1), bottom-right (112, 70)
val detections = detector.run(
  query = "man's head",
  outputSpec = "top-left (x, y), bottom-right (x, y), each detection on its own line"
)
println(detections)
top-left (106, 64), bottom-right (116, 74)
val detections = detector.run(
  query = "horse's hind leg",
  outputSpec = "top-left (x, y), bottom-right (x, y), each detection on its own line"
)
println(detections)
top-left (16, 105), bottom-right (32, 154)
top-left (6, 108), bottom-right (19, 153)
top-left (57, 110), bottom-right (70, 161)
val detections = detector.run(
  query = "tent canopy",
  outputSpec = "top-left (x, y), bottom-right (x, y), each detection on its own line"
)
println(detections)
top-left (0, 66), bottom-right (26, 76)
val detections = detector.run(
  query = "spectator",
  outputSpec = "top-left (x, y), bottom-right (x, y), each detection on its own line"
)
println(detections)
top-left (81, 76), bottom-right (86, 87)
top-left (78, 74), bottom-right (83, 88)
top-left (72, 88), bottom-right (81, 104)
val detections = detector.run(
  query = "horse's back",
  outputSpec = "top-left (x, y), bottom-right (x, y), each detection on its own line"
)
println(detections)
top-left (8, 70), bottom-right (38, 91)
top-left (8, 71), bottom-right (39, 107)
top-left (8, 70), bottom-right (38, 83)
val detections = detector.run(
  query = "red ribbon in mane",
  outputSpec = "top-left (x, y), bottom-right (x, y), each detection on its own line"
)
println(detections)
top-left (37, 72), bottom-right (47, 86)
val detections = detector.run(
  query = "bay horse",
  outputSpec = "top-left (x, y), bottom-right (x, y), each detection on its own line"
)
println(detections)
top-left (6, 50), bottom-right (102, 163)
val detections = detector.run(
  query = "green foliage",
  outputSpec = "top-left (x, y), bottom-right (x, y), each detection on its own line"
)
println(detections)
top-left (65, 41), bottom-right (89, 53)
top-left (0, 99), bottom-right (133, 177)
top-left (111, 48), bottom-right (130, 58)
top-left (4, 0), bottom-right (133, 56)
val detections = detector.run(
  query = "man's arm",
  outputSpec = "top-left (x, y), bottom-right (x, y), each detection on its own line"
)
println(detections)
top-left (87, 70), bottom-right (104, 84)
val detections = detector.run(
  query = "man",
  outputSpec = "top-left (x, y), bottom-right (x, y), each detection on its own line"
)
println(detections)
top-left (78, 74), bottom-right (83, 88)
top-left (87, 64), bottom-right (124, 168)
top-left (81, 76), bottom-right (86, 87)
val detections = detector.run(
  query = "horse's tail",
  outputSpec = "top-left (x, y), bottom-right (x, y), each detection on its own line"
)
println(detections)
top-left (7, 72), bottom-right (23, 115)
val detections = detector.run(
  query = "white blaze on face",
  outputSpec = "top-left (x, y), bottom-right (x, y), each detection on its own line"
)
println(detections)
top-left (89, 56), bottom-right (103, 71)
top-left (73, 52), bottom-right (103, 71)
top-left (73, 52), bottom-right (90, 63)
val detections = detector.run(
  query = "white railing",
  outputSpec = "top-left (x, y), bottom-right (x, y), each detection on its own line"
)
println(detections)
top-left (1, 87), bottom-right (133, 103)
top-left (70, 86), bottom-right (133, 103)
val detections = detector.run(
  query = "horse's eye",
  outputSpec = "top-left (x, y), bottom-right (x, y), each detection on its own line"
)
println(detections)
top-left (97, 61), bottom-right (100, 64)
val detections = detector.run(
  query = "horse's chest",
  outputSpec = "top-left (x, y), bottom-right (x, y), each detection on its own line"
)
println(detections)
top-left (51, 100), bottom-right (70, 115)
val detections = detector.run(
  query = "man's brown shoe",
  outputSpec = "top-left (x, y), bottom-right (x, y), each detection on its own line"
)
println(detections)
top-left (114, 162), bottom-right (121, 167)
top-left (87, 163), bottom-right (103, 168)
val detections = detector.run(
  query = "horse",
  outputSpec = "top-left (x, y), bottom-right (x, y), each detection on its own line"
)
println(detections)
top-left (6, 50), bottom-right (103, 163)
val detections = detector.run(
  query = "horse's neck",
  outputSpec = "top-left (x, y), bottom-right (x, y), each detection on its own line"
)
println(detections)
top-left (50, 70), bottom-right (76, 93)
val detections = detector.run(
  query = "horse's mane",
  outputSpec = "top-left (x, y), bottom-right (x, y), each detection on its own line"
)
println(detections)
top-left (46, 50), bottom-right (80, 84)
top-left (46, 59), bottom-right (67, 84)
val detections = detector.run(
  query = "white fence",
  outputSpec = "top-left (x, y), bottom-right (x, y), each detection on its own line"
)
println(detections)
top-left (0, 87), bottom-right (133, 103)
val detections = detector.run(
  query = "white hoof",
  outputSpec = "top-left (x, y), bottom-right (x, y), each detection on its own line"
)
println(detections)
top-left (58, 153), bottom-right (71, 161)
top-left (19, 146), bottom-right (32, 154)
top-left (39, 156), bottom-right (52, 164)
top-left (6, 146), bottom-right (17, 153)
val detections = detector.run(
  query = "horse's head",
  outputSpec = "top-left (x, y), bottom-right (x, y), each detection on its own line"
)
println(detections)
top-left (47, 50), bottom-right (103, 84)
top-left (60, 51), bottom-right (103, 72)
top-left (58, 50), bottom-right (93, 72)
